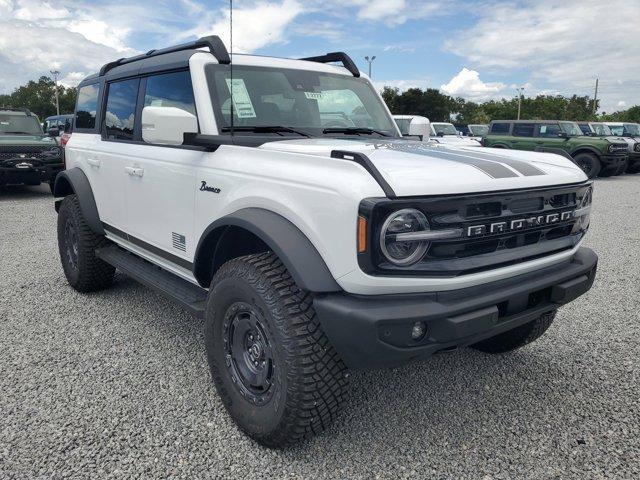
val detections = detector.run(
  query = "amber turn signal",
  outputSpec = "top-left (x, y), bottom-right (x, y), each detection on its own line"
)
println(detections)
top-left (357, 216), bottom-right (367, 253)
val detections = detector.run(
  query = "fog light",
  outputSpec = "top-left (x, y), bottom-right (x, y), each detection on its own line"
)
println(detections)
top-left (411, 321), bottom-right (427, 340)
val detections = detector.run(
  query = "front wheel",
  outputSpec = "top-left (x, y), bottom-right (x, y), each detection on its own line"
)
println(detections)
top-left (470, 311), bottom-right (556, 354)
top-left (205, 252), bottom-right (349, 448)
top-left (572, 153), bottom-right (601, 179)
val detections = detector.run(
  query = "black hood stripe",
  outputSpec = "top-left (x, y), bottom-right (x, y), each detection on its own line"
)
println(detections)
top-left (450, 149), bottom-right (547, 176)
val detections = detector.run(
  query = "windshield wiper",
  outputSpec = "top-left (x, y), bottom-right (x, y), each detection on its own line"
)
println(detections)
top-left (322, 127), bottom-right (390, 137)
top-left (221, 125), bottom-right (310, 137)
top-left (1, 131), bottom-right (34, 134)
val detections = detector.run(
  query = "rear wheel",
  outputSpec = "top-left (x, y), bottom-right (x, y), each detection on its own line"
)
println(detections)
top-left (205, 252), bottom-right (349, 448)
top-left (57, 195), bottom-right (115, 292)
top-left (470, 311), bottom-right (556, 354)
top-left (572, 153), bottom-right (601, 179)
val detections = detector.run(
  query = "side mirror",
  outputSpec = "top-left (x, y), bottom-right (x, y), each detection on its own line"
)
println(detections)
top-left (407, 118), bottom-right (430, 142)
top-left (557, 132), bottom-right (569, 139)
top-left (47, 127), bottom-right (60, 137)
top-left (141, 106), bottom-right (198, 145)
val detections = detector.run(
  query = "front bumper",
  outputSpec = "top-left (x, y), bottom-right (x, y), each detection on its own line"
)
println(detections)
top-left (0, 158), bottom-right (63, 186)
top-left (599, 154), bottom-right (627, 168)
top-left (314, 247), bottom-right (597, 370)
top-left (628, 152), bottom-right (640, 168)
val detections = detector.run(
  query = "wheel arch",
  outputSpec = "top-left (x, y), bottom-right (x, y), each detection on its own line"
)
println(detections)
top-left (194, 208), bottom-right (340, 293)
top-left (53, 168), bottom-right (104, 235)
top-left (570, 146), bottom-right (602, 158)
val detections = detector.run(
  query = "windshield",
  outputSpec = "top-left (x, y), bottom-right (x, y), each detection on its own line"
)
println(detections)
top-left (0, 114), bottom-right (43, 135)
top-left (591, 123), bottom-right (612, 136)
top-left (206, 65), bottom-right (398, 137)
top-left (432, 123), bottom-right (458, 135)
top-left (559, 122), bottom-right (583, 136)
top-left (468, 124), bottom-right (488, 136)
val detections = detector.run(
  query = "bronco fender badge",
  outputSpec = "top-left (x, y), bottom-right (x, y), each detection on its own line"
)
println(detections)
top-left (199, 181), bottom-right (221, 194)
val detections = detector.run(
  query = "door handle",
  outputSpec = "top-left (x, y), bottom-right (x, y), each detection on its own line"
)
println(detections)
top-left (125, 166), bottom-right (144, 177)
top-left (87, 158), bottom-right (101, 168)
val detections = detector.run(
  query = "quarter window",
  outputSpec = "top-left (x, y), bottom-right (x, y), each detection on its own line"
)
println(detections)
top-left (513, 123), bottom-right (535, 137)
top-left (490, 122), bottom-right (510, 134)
top-left (105, 79), bottom-right (139, 141)
top-left (144, 71), bottom-right (197, 116)
top-left (537, 123), bottom-right (561, 138)
top-left (76, 84), bottom-right (100, 130)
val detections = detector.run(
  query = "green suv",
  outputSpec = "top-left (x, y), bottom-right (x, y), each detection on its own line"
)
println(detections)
top-left (0, 108), bottom-right (64, 192)
top-left (484, 120), bottom-right (628, 178)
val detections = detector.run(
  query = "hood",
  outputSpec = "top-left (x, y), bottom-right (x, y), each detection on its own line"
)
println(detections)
top-left (0, 134), bottom-right (57, 146)
top-left (259, 138), bottom-right (587, 196)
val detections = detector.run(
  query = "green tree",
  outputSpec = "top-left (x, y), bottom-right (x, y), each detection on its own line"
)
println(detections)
top-left (0, 76), bottom-right (76, 119)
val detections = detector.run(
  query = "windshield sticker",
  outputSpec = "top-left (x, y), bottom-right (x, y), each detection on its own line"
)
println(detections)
top-left (304, 92), bottom-right (324, 100)
top-left (225, 79), bottom-right (257, 118)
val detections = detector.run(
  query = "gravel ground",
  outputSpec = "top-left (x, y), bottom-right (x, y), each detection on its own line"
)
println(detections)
top-left (1, 178), bottom-right (639, 480)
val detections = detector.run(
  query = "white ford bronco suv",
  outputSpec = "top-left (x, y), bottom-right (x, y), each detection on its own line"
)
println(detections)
top-left (54, 36), bottom-right (598, 447)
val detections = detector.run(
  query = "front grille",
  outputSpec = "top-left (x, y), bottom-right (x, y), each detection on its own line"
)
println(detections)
top-left (0, 145), bottom-right (60, 161)
top-left (361, 183), bottom-right (591, 277)
top-left (609, 144), bottom-right (628, 154)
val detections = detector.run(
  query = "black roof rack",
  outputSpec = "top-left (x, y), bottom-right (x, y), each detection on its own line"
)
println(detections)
top-left (99, 35), bottom-right (230, 76)
top-left (300, 52), bottom-right (360, 77)
top-left (0, 107), bottom-right (33, 116)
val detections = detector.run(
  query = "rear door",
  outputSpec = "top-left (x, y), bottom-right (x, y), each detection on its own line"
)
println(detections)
top-left (511, 123), bottom-right (536, 150)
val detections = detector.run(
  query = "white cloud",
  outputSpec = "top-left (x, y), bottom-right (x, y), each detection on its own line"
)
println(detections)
top-left (67, 18), bottom-right (132, 53)
top-left (440, 68), bottom-right (506, 100)
top-left (373, 78), bottom-right (431, 92)
top-left (617, 101), bottom-right (627, 107)
top-left (183, 0), bottom-right (305, 53)
top-left (445, 0), bottom-right (640, 111)
top-left (334, 0), bottom-right (442, 27)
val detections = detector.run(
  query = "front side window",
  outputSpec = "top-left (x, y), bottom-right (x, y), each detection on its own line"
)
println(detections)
top-left (207, 64), bottom-right (398, 137)
top-left (76, 84), bottom-right (100, 130)
top-left (578, 124), bottom-right (592, 135)
top-left (469, 125), bottom-right (488, 136)
top-left (624, 123), bottom-right (640, 136)
top-left (105, 79), bottom-right (139, 140)
top-left (0, 113), bottom-right (43, 135)
top-left (592, 123), bottom-right (612, 136)
top-left (513, 123), bottom-right (535, 137)
top-left (432, 123), bottom-right (458, 135)
top-left (560, 122), bottom-right (583, 136)
top-left (144, 71), bottom-right (197, 116)
top-left (537, 123), bottom-right (561, 138)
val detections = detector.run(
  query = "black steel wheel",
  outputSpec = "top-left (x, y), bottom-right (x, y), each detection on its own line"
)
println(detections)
top-left (573, 152), bottom-right (601, 179)
top-left (57, 195), bottom-right (115, 292)
top-left (223, 303), bottom-right (275, 405)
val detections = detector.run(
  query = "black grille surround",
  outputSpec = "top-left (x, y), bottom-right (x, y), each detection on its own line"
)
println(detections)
top-left (358, 182), bottom-right (592, 277)
top-left (0, 145), bottom-right (62, 162)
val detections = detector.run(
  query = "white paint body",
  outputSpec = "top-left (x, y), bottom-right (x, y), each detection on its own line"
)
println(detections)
top-left (65, 52), bottom-right (588, 295)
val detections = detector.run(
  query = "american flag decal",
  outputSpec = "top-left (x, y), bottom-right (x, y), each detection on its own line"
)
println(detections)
top-left (172, 232), bottom-right (186, 252)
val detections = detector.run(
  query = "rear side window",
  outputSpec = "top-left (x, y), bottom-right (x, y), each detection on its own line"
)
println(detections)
top-left (144, 71), bottom-right (197, 115)
top-left (76, 84), bottom-right (100, 130)
top-left (513, 123), bottom-right (535, 137)
top-left (537, 123), bottom-right (561, 138)
top-left (578, 124), bottom-right (591, 135)
top-left (490, 122), bottom-right (510, 134)
top-left (105, 79), bottom-right (139, 141)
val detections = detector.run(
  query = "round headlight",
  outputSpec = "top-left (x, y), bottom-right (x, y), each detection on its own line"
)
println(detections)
top-left (634, 143), bottom-right (640, 152)
top-left (379, 209), bottom-right (429, 266)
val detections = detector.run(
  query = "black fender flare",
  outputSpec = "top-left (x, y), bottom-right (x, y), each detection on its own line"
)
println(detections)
top-left (569, 146), bottom-right (602, 158)
top-left (194, 208), bottom-right (340, 292)
top-left (53, 168), bottom-right (104, 235)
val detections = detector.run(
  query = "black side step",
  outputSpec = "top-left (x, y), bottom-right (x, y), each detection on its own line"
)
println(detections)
top-left (96, 245), bottom-right (207, 318)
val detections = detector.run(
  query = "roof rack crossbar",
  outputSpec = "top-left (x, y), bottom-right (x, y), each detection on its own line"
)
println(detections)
top-left (99, 35), bottom-right (230, 76)
top-left (300, 52), bottom-right (360, 78)
top-left (0, 107), bottom-right (33, 116)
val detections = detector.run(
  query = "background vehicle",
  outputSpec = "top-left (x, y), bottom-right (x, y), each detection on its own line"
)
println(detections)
top-left (43, 114), bottom-right (74, 138)
top-left (54, 36), bottom-right (597, 447)
top-left (484, 120), bottom-right (628, 178)
top-left (578, 122), bottom-right (639, 174)
top-left (604, 122), bottom-right (640, 173)
top-left (394, 116), bottom-right (480, 146)
top-left (1, 108), bottom-right (64, 192)
top-left (468, 124), bottom-right (489, 140)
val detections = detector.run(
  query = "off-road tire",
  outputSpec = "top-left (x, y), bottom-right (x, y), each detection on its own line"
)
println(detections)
top-left (205, 252), bottom-right (349, 448)
top-left (470, 310), bottom-right (556, 354)
top-left (614, 159), bottom-right (628, 176)
top-left (57, 195), bottom-right (115, 292)
top-left (572, 152), bottom-right (601, 179)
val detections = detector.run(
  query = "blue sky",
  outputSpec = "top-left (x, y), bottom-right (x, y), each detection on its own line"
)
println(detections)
top-left (1, 0), bottom-right (639, 113)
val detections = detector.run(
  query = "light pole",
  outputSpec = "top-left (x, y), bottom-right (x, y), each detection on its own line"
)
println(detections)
top-left (516, 86), bottom-right (525, 120)
top-left (50, 70), bottom-right (60, 115)
top-left (364, 56), bottom-right (376, 78)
